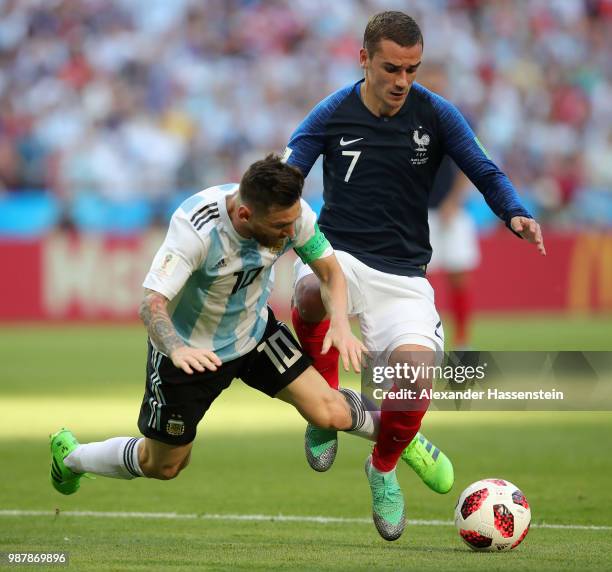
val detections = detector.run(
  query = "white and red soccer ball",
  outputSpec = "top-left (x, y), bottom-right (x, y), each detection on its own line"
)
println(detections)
top-left (454, 478), bottom-right (531, 551)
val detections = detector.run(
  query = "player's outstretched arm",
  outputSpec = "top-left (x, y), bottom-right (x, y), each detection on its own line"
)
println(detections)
top-left (510, 216), bottom-right (547, 256)
top-left (139, 288), bottom-right (222, 374)
top-left (432, 94), bottom-right (544, 247)
top-left (308, 255), bottom-right (367, 373)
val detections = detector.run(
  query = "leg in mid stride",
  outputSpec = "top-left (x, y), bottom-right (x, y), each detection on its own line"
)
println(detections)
top-left (292, 272), bottom-right (453, 492)
top-left (49, 429), bottom-right (193, 496)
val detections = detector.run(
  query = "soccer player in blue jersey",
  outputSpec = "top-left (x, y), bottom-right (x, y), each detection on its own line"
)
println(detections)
top-left (286, 11), bottom-right (546, 541)
top-left (49, 155), bottom-right (383, 497)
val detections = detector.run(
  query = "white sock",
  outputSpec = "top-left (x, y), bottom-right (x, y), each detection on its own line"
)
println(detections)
top-left (65, 437), bottom-right (145, 479)
top-left (340, 388), bottom-right (380, 441)
top-left (368, 455), bottom-right (395, 474)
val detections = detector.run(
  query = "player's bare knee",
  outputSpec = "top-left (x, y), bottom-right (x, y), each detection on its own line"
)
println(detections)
top-left (295, 278), bottom-right (326, 322)
top-left (146, 463), bottom-right (184, 481)
top-left (389, 344), bottom-right (436, 393)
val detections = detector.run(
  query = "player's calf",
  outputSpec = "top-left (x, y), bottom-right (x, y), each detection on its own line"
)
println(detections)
top-left (138, 438), bottom-right (192, 480)
top-left (140, 463), bottom-right (184, 481)
top-left (276, 367), bottom-right (351, 429)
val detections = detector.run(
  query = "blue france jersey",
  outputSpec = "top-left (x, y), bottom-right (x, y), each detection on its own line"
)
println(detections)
top-left (284, 80), bottom-right (531, 276)
top-left (143, 184), bottom-right (332, 361)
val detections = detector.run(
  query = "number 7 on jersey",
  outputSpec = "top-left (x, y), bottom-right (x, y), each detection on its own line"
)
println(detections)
top-left (342, 150), bottom-right (361, 182)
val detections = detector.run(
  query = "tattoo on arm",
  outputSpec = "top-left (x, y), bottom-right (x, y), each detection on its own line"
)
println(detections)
top-left (139, 289), bottom-right (185, 356)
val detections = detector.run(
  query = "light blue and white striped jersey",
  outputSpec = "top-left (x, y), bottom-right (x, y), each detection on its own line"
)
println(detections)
top-left (143, 184), bottom-right (333, 362)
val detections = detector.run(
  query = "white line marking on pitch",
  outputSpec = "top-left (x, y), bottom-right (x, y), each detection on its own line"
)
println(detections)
top-left (0, 510), bottom-right (610, 531)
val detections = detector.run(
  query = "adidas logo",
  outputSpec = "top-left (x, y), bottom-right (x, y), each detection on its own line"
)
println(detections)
top-left (213, 258), bottom-right (226, 270)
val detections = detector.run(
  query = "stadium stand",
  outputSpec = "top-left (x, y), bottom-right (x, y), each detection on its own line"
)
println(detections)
top-left (0, 0), bottom-right (610, 235)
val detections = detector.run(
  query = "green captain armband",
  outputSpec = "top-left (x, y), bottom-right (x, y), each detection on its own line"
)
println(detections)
top-left (294, 223), bottom-right (331, 264)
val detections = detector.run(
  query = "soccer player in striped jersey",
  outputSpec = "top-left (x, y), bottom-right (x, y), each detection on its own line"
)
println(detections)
top-left (285, 12), bottom-right (546, 540)
top-left (49, 155), bottom-right (380, 502)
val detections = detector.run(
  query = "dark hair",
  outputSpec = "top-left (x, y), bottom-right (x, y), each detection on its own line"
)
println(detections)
top-left (239, 154), bottom-right (304, 212)
top-left (363, 11), bottom-right (423, 56)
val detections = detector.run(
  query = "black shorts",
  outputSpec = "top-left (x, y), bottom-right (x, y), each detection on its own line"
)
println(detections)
top-left (137, 308), bottom-right (312, 445)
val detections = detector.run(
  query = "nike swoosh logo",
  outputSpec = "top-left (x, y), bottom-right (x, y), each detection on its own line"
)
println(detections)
top-left (339, 137), bottom-right (364, 146)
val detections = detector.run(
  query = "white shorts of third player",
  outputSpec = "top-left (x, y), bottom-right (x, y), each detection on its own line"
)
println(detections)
top-left (428, 208), bottom-right (480, 273)
top-left (294, 250), bottom-right (445, 355)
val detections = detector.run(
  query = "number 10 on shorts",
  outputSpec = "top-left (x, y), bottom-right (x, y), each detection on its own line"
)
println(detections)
top-left (257, 329), bottom-right (302, 373)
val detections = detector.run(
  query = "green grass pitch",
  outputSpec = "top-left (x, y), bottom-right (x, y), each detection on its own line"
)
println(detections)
top-left (1, 315), bottom-right (611, 570)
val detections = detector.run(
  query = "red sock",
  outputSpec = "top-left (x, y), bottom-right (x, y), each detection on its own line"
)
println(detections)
top-left (291, 306), bottom-right (339, 389)
top-left (371, 384), bottom-right (429, 472)
top-left (450, 283), bottom-right (471, 347)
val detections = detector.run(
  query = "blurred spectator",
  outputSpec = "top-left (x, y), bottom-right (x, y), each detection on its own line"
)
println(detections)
top-left (0, 0), bottom-right (610, 226)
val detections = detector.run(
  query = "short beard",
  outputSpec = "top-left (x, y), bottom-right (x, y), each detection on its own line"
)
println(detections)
top-left (252, 231), bottom-right (285, 249)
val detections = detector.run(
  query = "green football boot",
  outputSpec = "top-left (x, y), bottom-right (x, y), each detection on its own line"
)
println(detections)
top-left (401, 432), bottom-right (454, 494)
top-left (365, 455), bottom-right (406, 541)
top-left (49, 428), bottom-right (83, 495)
top-left (304, 423), bottom-right (337, 472)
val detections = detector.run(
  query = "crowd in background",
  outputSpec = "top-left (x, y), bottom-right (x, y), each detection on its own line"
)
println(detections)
top-left (1, 0), bottom-right (611, 229)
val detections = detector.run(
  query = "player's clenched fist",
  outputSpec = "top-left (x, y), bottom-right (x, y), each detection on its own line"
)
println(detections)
top-left (170, 346), bottom-right (222, 374)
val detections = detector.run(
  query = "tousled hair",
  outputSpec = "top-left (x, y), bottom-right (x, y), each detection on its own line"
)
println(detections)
top-left (363, 11), bottom-right (423, 56)
top-left (239, 154), bottom-right (303, 213)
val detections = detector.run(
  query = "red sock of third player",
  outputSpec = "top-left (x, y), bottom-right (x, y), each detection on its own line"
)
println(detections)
top-left (371, 384), bottom-right (429, 472)
top-left (450, 283), bottom-right (471, 347)
top-left (291, 306), bottom-right (339, 389)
